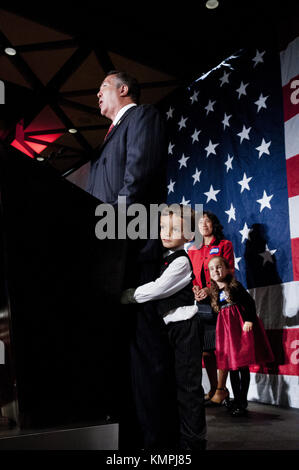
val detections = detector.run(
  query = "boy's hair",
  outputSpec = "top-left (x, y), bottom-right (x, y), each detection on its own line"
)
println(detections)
top-left (161, 204), bottom-right (195, 236)
top-left (208, 256), bottom-right (238, 312)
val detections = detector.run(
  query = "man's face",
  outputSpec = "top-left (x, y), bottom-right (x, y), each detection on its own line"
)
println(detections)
top-left (97, 75), bottom-right (122, 120)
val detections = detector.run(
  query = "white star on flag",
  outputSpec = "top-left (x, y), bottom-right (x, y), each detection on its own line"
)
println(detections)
top-left (222, 112), bottom-right (232, 130)
top-left (237, 125), bottom-right (251, 143)
top-left (224, 154), bottom-right (234, 172)
top-left (256, 138), bottom-right (271, 158)
top-left (178, 154), bottom-right (190, 169)
top-left (167, 179), bottom-right (176, 194)
top-left (190, 90), bottom-right (199, 104)
top-left (205, 99), bottom-right (216, 115)
top-left (254, 93), bottom-right (269, 112)
top-left (178, 116), bottom-right (188, 130)
top-left (236, 81), bottom-right (249, 99)
top-left (257, 190), bottom-right (273, 212)
top-left (252, 49), bottom-right (265, 67)
top-left (191, 129), bottom-right (201, 143)
top-left (168, 142), bottom-right (175, 155)
top-left (225, 203), bottom-right (236, 222)
top-left (161, 44), bottom-right (292, 302)
top-left (204, 184), bottom-right (221, 203)
top-left (192, 168), bottom-right (202, 185)
top-left (234, 256), bottom-right (242, 271)
top-left (238, 173), bottom-right (253, 193)
top-left (259, 244), bottom-right (277, 265)
top-left (239, 222), bottom-right (251, 243)
top-left (166, 106), bottom-right (174, 119)
top-left (219, 71), bottom-right (230, 86)
top-left (181, 196), bottom-right (190, 205)
top-left (205, 139), bottom-right (219, 157)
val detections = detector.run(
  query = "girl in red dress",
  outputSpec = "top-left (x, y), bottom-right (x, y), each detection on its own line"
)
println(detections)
top-left (208, 256), bottom-right (274, 416)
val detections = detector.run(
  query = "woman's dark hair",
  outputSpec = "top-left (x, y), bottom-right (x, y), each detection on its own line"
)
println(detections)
top-left (107, 70), bottom-right (141, 104)
top-left (203, 210), bottom-right (225, 244)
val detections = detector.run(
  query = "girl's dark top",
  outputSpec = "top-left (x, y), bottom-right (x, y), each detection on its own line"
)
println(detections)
top-left (218, 281), bottom-right (257, 323)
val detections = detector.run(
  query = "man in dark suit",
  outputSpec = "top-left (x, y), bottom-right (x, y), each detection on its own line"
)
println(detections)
top-left (87, 71), bottom-right (178, 450)
top-left (88, 71), bottom-right (166, 207)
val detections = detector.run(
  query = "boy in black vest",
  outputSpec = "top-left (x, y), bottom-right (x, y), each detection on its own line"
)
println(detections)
top-left (121, 204), bottom-right (206, 451)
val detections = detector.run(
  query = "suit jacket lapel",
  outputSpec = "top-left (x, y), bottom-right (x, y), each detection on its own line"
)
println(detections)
top-left (99, 106), bottom-right (137, 149)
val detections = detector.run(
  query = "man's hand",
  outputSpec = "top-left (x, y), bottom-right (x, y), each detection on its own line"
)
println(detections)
top-left (120, 288), bottom-right (137, 304)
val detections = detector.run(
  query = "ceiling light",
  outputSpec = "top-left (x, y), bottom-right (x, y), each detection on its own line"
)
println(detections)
top-left (36, 156), bottom-right (45, 162)
top-left (206, 0), bottom-right (219, 9)
top-left (68, 128), bottom-right (77, 134)
top-left (4, 47), bottom-right (17, 56)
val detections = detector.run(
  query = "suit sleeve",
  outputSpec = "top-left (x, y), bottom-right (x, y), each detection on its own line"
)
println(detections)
top-left (118, 105), bottom-right (166, 205)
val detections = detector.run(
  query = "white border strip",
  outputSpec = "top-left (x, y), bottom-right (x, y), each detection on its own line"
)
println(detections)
top-left (284, 114), bottom-right (299, 159)
top-left (280, 36), bottom-right (299, 87)
top-left (289, 195), bottom-right (299, 239)
top-left (247, 373), bottom-right (299, 408)
top-left (202, 370), bottom-right (299, 408)
top-left (249, 281), bottom-right (299, 330)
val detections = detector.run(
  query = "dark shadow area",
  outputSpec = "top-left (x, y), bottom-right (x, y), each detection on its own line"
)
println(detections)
top-left (0, 193), bottom-right (16, 428)
top-left (0, 142), bottom-right (127, 430)
top-left (244, 223), bottom-right (282, 289)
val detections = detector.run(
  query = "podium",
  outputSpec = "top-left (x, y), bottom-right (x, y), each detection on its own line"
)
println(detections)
top-left (0, 143), bottom-right (126, 434)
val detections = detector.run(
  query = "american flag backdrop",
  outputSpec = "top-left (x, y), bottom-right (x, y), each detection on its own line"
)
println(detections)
top-left (160, 37), bottom-right (299, 407)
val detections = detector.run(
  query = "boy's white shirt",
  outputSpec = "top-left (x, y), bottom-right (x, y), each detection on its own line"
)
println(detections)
top-left (133, 245), bottom-right (198, 324)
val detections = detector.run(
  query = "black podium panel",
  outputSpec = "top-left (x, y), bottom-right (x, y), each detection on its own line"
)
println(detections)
top-left (0, 143), bottom-right (127, 428)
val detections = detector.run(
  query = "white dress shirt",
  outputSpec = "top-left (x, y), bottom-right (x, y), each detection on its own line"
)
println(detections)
top-left (134, 246), bottom-right (198, 324)
top-left (113, 103), bottom-right (137, 126)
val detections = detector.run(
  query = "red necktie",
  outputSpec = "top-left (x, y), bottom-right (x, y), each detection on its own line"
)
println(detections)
top-left (104, 123), bottom-right (114, 141)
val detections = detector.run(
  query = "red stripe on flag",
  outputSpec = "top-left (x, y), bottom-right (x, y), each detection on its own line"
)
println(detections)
top-left (291, 238), bottom-right (299, 281)
top-left (282, 74), bottom-right (299, 122)
top-left (250, 328), bottom-right (299, 376)
top-left (286, 154), bottom-right (299, 197)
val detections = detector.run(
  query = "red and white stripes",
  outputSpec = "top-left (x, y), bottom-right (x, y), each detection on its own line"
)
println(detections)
top-left (241, 37), bottom-right (299, 408)
top-left (281, 36), bottom-right (299, 280)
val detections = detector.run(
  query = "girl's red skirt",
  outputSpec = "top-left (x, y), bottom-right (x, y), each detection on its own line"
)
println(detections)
top-left (216, 303), bottom-right (274, 370)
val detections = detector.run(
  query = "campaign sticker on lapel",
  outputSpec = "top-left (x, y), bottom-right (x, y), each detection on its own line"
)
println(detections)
top-left (219, 290), bottom-right (227, 302)
top-left (210, 247), bottom-right (219, 255)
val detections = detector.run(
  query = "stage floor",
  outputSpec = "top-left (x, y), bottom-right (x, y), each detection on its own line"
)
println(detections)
top-left (206, 401), bottom-right (299, 451)
top-left (0, 402), bottom-right (298, 451)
